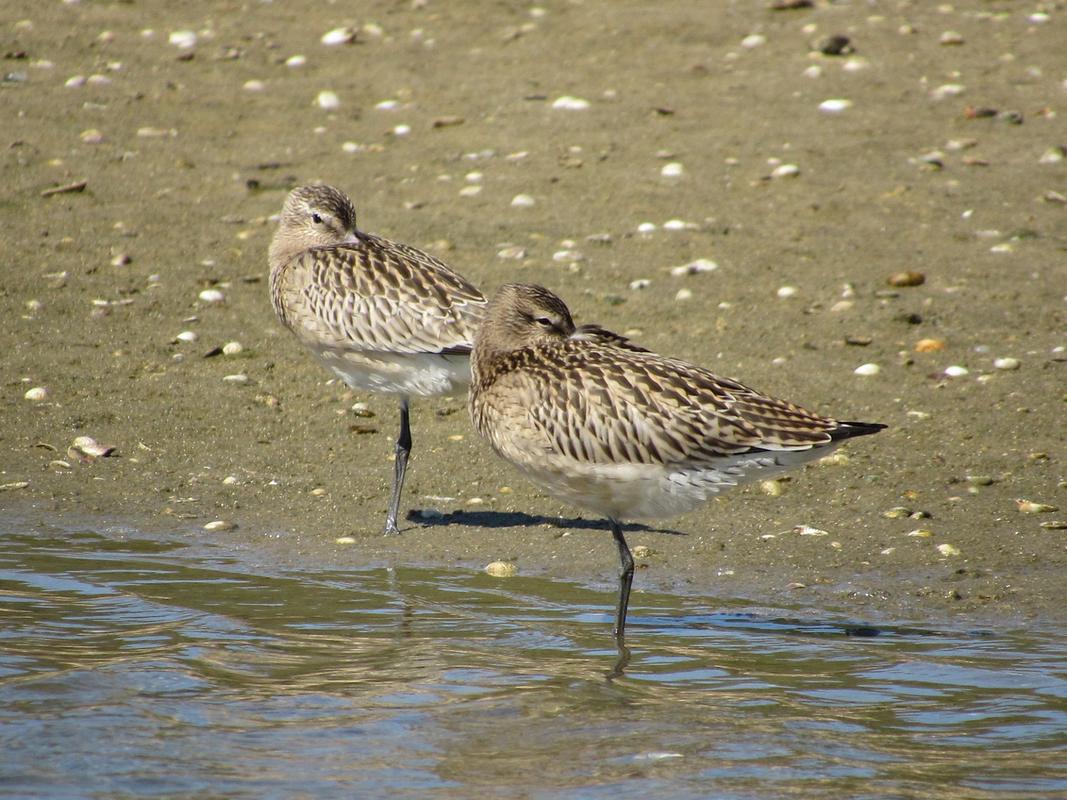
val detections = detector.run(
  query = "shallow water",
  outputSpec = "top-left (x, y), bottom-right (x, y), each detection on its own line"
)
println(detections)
top-left (1, 521), bottom-right (1064, 799)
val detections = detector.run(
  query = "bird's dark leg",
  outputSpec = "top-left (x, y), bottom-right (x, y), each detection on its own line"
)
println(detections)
top-left (385, 397), bottom-right (411, 535)
top-left (610, 518), bottom-right (635, 639)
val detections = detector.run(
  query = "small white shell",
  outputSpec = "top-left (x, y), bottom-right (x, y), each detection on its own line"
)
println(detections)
top-left (660, 162), bottom-right (685, 177)
top-left (485, 560), bottom-right (518, 577)
top-left (854, 363), bottom-right (881, 376)
top-left (321, 27), bottom-right (356, 46)
top-left (818, 98), bottom-right (853, 113)
top-left (551, 95), bottom-right (590, 110)
top-left (203, 520), bottom-right (237, 532)
top-left (316, 90), bottom-right (340, 110)
top-left (168, 30), bottom-right (197, 49)
top-left (670, 259), bottom-right (718, 276)
top-left (24, 386), bottom-right (49, 401)
top-left (510, 194), bottom-right (536, 208)
top-left (198, 289), bottom-right (224, 303)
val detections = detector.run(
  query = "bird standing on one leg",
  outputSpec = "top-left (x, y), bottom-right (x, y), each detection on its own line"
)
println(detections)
top-left (468, 283), bottom-right (885, 639)
top-left (269, 184), bottom-right (486, 535)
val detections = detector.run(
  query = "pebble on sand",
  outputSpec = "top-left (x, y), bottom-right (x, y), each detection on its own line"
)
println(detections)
top-left (24, 386), bottom-right (49, 401)
top-left (485, 561), bottom-right (518, 577)
top-left (914, 338), bottom-right (945, 353)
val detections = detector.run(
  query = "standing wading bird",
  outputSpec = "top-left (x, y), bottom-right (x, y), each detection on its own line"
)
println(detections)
top-left (269, 184), bottom-right (486, 535)
top-left (469, 283), bottom-right (885, 639)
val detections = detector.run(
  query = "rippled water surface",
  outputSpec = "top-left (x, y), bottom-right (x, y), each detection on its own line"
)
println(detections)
top-left (2, 521), bottom-right (1065, 799)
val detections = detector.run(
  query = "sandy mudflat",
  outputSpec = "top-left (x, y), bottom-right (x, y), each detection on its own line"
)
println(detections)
top-left (2, 1), bottom-right (1065, 626)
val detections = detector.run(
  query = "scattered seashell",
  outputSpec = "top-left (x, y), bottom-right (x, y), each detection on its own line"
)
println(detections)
top-left (24, 386), bottom-right (49, 401)
top-left (930, 84), bottom-right (965, 100)
top-left (497, 245), bottom-right (527, 259)
top-left (79, 128), bottom-right (105, 144)
top-left (335, 535), bottom-right (356, 544)
top-left (660, 162), bottom-right (685, 177)
top-left (915, 338), bottom-right (945, 353)
top-left (285, 54), bottom-right (306, 68)
top-left (485, 560), bottom-right (518, 577)
top-left (636, 222), bottom-right (657, 233)
top-left (854, 363), bottom-right (881, 376)
top-left (137, 126), bottom-right (177, 138)
top-left (818, 98), bottom-right (852, 113)
top-left (817, 452), bottom-right (849, 467)
top-left (1039, 521), bottom-right (1067, 530)
top-left (888, 270), bottom-right (925, 287)
top-left (321, 27), bottom-right (356, 46)
top-left (793, 525), bottom-right (828, 536)
top-left (243, 79), bottom-right (265, 92)
top-left (776, 285), bottom-right (798, 299)
top-left (198, 288), bottom-right (224, 303)
top-left (936, 543), bottom-right (960, 557)
top-left (631, 545), bottom-right (654, 558)
top-left (168, 30), bottom-right (197, 49)
top-left (0, 481), bottom-right (31, 491)
top-left (939, 31), bottom-right (964, 45)
top-left (1039, 146), bottom-right (1065, 165)
top-left (175, 330), bottom-right (198, 343)
top-left (1016, 499), bottom-right (1058, 514)
top-left (771, 163), bottom-right (800, 178)
top-left (906, 529), bottom-right (933, 538)
top-left (669, 259), bottom-right (718, 276)
top-left (761, 479), bottom-right (786, 497)
top-left (551, 96), bottom-right (590, 110)
top-left (222, 341), bottom-right (243, 355)
top-left (629, 279), bottom-right (651, 290)
top-left (203, 520), bottom-right (237, 532)
top-left (552, 249), bottom-right (584, 263)
top-left (392, 124), bottom-right (411, 137)
top-left (883, 507), bottom-right (912, 519)
top-left (222, 373), bottom-right (249, 385)
top-left (510, 194), bottom-right (536, 208)
top-left (316, 90), bottom-right (341, 110)
top-left (741, 34), bottom-right (766, 49)
top-left (993, 357), bottom-right (1019, 370)
top-left (942, 365), bottom-right (969, 378)
top-left (675, 288), bottom-right (692, 301)
top-left (68, 436), bottom-right (116, 462)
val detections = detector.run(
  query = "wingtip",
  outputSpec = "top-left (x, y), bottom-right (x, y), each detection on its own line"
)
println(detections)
top-left (830, 420), bottom-right (888, 441)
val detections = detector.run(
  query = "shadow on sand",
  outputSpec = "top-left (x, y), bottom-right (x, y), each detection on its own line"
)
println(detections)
top-left (405, 508), bottom-right (687, 537)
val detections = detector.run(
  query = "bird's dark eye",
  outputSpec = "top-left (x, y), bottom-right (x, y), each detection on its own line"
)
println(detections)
top-left (311, 213), bottom-right (323, 224)
top-left (535, 317), bottom-right (554, 328)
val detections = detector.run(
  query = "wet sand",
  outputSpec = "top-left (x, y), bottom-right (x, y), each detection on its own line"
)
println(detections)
top-left (3, 1), bottom-right (1065, 627)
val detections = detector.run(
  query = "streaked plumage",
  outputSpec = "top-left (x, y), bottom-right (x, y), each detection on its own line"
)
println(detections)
top-left (469, 283), bottom-right (885, 638)
top-left (269, 184), bottom-right (486, 534)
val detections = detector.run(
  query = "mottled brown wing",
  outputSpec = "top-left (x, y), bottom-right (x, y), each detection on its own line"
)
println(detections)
top-left (288, 234), bottom-right (486, 355)
top-left (497, 342), bottom-right (836, 468)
